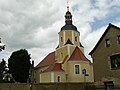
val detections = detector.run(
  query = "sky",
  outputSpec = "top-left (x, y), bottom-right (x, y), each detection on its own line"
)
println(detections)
top-left (0, 0), bottom-right (120, 66)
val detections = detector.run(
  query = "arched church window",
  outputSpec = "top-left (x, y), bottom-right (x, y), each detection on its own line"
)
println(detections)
top-left (75, 36), bottom-right (77, 42)
top-left (57, 76), bottom-right (60, 82)
top-left (61, 37), bottom-right (63, 42)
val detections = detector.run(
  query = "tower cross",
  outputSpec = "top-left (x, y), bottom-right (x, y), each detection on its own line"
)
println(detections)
top-left (67, 0), bottom-right (69, 11)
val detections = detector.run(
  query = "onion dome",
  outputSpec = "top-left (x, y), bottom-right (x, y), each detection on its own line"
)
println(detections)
top-left (61, 7), bottom-right (77, 31)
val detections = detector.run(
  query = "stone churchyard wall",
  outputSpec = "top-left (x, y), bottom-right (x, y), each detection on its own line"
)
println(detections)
top-left (0, 83), bottom-right (120, 90)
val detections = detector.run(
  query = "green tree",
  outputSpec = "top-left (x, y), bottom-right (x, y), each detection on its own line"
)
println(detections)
top-left (0, 59), bottom-right (7, 82)
top-left (0, 38), bottom-right (5, 52)
top-left (8, 49), bottom-right (31, 83)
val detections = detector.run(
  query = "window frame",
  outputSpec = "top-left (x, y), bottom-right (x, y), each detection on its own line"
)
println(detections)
top-left (74, 64), bottom-right (80, 74)
top-left (110, 54), bottom-right (120, 70)
top-left (104, 81), bottom-right (114, 90)
top-left (57, 75), bottom-right (61, 82)
top-left (117, 35), bottom-right (120, 44)
top-left (75, 36), bottom-right (77, 42)
top-left (105, 39), bottom-right (110, 47)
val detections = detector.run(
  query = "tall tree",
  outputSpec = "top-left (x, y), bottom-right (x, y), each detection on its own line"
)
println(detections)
top-left (8, 49), bottom-right (31, 83)
top-left (0, 59), bottom-right (7, 82)
top-left (0, 38), bottom-right (5, 52)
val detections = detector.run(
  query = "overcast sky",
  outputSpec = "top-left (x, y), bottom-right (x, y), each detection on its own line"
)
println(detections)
top-left (0, 0), bottom-right (120, 66)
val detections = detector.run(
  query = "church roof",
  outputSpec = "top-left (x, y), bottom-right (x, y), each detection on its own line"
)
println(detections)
top-left (89, 23), bottom-right (120, 55)
top-left (61, 24), bottom-right (77, 31)
top-left (68, 46), bottom-right (89, 61)
top-left (35, 52), bottom-right (55, 68)
top-left (44, 63), bottom-right (64, 72)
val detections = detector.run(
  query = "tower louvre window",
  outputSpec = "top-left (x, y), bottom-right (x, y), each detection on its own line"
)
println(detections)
top-left (61, 37), bottom-right (63, 42)
top-left (75, 37), bottom-right (77, 42)
top-left (105, 39), bottom-right (110, 47)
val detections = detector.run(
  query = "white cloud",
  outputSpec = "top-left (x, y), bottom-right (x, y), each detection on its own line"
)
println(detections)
top-left (0, 0), bottom-right (120, 65)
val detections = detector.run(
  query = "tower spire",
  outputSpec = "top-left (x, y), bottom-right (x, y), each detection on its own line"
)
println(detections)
top-left (65, 0), bottom-right (72, 25)
top-left (61, 0), bottom-right (77, 31)
top-left (67, 0), bottom-right (69, 11)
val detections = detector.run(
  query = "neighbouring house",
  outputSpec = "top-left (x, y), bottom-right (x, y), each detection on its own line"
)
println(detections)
top-left (34, 6), bottom-right (94, 83)
top-left (89, 23), bottom-right (120, 85)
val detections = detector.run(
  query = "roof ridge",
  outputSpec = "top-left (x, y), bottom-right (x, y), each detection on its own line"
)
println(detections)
top-left (68, 46), bottom-right (89, 61)
top-left (44, 63), bottom-right (64, 72)
top-left (89, 23), bottom-right (120, 55)
top-left (35, 51), bottom-right (55, 68)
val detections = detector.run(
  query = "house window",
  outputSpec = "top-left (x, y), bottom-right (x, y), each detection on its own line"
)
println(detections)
top-left (117, 35), bottom-right (120, 44)
top-left (105, 39), bottom-right (110, 47)
top-left (104, 81), bottom-right (114, 90)
top-left (75, 65), bottom-right (80, 74)
top-left (75, 37), bottom-right (77, 42)
top-left (110, 54), bottom-right (120, 69)
top-left (61, 37), bottom-right (63, 42)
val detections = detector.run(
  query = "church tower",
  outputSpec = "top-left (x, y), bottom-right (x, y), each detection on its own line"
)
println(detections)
top-left (35, 2), bottom-right (94, 83)
top-left (56, 5), bottom-right (84, 63)
top-left (59, 6), bottom-right (80, 47)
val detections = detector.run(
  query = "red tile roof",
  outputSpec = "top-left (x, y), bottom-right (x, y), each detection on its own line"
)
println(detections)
top-left (44, 63), bottom-right (64, 72)
top-left (35, 52), bottom-right (55, 68)
top-left (35, 46), bottom-right (90, 69)
top-left (68, 46), bottom-right (89, 61)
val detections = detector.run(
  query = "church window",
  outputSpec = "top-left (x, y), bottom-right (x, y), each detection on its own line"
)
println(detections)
top-left (74, 64), bottom-right (80, 74)
top-left (117, 35), bottom-right (120, 44)
top-left (105, 39), bottom-right (110, 47)
top-left (110, 54), bottom-right (120, 69)
top-left (57, 76), bottom-right (61, 82)
top-left (61, 37), bottom-right (63, 42)
top-left (75, 37), bottom-right (77, 42)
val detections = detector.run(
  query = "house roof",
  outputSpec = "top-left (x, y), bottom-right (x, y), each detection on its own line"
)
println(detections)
top-left (68, 46), bottom-right (89, 61)
top-left (44, 63), bottom-right (64, 72)
top-left (89, 23), bottom-right (120, 55)
top-left (35, 52), bottom-right (55, 68)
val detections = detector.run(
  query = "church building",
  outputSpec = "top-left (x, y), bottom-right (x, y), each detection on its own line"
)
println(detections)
top-left (35, 6), bottom-right (94, 83)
